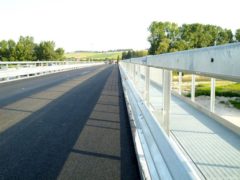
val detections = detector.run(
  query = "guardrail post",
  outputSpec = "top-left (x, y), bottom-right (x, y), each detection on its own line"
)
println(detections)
top-left (137, 65), bottom-right (141, 89)
top-left (135, 64), bottom-right (139, 85)
top-left (210, 78), bottom-right (216, 112)
top-left (138, 64), bottom-right (141, 82)
top-left (126, 63), bottom-right (129, 74)
top-left (178, 72), bottom-right (182, 95)
top-left (191, 74), bottom-right (196, 102)
top-left (17, 63), bottom-right (21, 79)
top-left (145, 66), bottom-right (150, 106)
top-left (162, 70), bottom-right (172, 135)
top-left (133, 64), bottom-right (136, 84)
top-left (5, 63), bottom-right (9, 81)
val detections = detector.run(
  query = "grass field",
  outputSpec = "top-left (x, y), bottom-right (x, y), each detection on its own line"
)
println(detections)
top-left (65, 51), bottom-right (122, 60)
top-left (195, 83), bottom-right (240, 97)
top-left (172, 74), bottom-right (240, 109)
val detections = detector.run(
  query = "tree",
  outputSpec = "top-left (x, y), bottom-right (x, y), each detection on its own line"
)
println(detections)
top-left (156, 38), bottom-right (170, 54)
top-left (7, 40), bottom-right (16, 61)
top-left (122, 50), bottom-right (148, 59)
top-left (0, 36), bottom-right (65, 61)
top-left (35, 41), bottom-right (56, 60)
top-left (15, 36), bottom-right (36, 61)
top-left (235, 29), bottom-right (240, 42)
top-left (55, 48), bottom-right (65, 60)
top-left (169, 40), bottom-right (189, 52)
top-left (148, 21), bottom-right (169, 55)
top-left (148, 22), bottom-right (234, 55)
top-left (0, 40), bottom-right (8, 61)
top-left (122, 51), bottom-right (127, 60)
top-left (217, 29), bottom-right (233, 44)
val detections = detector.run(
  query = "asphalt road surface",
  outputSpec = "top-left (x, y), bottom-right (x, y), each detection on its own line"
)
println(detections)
top-left (0, 65), bottom-right (140, 179)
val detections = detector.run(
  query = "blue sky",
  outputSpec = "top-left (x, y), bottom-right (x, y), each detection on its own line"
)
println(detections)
top-left (0, 0), bottom-right (239, 52)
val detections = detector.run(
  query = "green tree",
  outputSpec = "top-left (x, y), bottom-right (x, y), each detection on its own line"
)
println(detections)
top-left (55, 48), bottom-right (65, 60)
top-left (35, 41), bottom-right (56, 60)
top-left (7, 40), bottom-right (16, 61)
top-left (15, 36), bottom-right (36, 61)
top-left (236, 29), bottom-right (240, 41)
top-left (169, 40), bottom-right (189, 52)
top-left (156, 38), bottom-right (170, 54)
top-left (148, 22), bottom-right (234, 55)
top-left (217, 29), bottom-right (233, 44)
top-left (148, 21), bottom-right (168, 55)
top-left (122, 51), bottom-right (127, 60)
top-left (0, 40), bottom-right (8, 61)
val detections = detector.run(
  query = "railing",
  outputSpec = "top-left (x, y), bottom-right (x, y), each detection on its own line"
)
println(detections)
top-left (119, 43), bottom-right (240, 179)
top-left (0, 61), bottom-right (104, 83)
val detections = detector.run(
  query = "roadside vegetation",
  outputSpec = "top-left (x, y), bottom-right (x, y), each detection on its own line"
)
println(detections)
top-left (148, 22), bottom-right (240, 55)
top-left (0, 36), bottom-right (64, 61)
top-left (172, 74), bottom-right (240, 110)
top-left (194, 83), bottom-right (240, 109)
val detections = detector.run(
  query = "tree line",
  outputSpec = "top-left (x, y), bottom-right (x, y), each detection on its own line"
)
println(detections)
top-left (148, 22), bottom-right (240, 55)
top-left (122, 50), bottom-right (148, 60)
top-left (0, 36), bottom-right (65, 61)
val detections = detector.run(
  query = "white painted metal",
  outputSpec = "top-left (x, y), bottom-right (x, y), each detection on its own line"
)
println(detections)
top-left (210, 78), bottom-right (216, 112)
top-left (119, 43), bottom-right (240, 180)
top-left (0, 61), bottom-right (104, 83)
top-left (127, 43), bottom-right (240, 82)
top-left (178, 72), bottom-right (182, 95)
top-left (119, 65), bottom-right (195, 180)
top-left (191, 74), bottom-right (196, 102)
top-left (145, 66), bottom-right (150, 106)
top-left (133, 64), bottom-right (136, 84)
top-left (162, 70), bottom-right (172, 135)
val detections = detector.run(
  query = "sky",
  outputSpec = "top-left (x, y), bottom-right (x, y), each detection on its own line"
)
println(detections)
top-left (0, 0), bottom-right (239, 52)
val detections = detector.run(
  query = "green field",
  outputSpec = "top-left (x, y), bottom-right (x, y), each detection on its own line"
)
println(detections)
top-left (189, 82), bottom-right (240, 109)
top-left (65, 51), bottom-right (122, 60)
top-left (195, 82), bottom-right (240, 97)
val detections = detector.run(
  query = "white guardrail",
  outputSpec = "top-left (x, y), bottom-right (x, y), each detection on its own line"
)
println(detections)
top-left (119, 43), bottom-right (240, 180)
top-left (0, 61), bottom-right (104, 83)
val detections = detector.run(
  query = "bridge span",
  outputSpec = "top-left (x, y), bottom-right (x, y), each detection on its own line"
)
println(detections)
top-left (0, 43), bottom-right (240, 180)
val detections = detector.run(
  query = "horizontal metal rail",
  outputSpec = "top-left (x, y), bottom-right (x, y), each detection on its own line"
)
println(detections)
top-left (127, 43), bottom-right (240, 82)
top-left (0, 61), bottom-right (104, 83)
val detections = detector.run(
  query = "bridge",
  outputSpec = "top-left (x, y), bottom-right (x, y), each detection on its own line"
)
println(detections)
top-left (0, 43), bottom-right (239, 179)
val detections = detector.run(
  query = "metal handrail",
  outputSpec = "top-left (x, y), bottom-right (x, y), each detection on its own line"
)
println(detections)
top-left (125, 42), bottom-right (240, 82)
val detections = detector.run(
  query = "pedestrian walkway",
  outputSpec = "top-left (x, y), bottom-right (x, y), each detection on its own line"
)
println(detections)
top-left (143, 79), bottom-right (240, 179)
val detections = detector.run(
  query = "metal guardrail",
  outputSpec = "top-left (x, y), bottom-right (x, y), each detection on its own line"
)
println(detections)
top-left (119, 43), bottom-right (240, 179)
top-left (0, 61), bottom-right (104, 83)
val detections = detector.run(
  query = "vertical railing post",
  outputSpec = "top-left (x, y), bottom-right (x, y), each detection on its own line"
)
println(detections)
top-left (191, 74), bottom-right (196, 101)
top-left (210, 78), bottom-right (216, 112)
top-left (135, 64), bottom-right (139, 85)
top-left (137, 64), bottom-right (141, 91)
top-left (178, 72), bottom-right (182, 95)
top-left (17, 63), bottom-right (21, 79)
top-left (162, 70), bottom-right (172, 136)
top-left (6, 63), bottom-right (9, 81)
top-left (138, 64), bottom-right (141, 82)
top-left (145, 66), bottom-right (150, 106)
top-left (133, 64), bottom-right (136, 84)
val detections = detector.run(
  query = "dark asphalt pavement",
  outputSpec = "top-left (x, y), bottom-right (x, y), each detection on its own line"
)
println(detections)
top-left (0, 65), bottom-right (140, 180)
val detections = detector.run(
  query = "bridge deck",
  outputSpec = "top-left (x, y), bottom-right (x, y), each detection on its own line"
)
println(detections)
top-left (0, 65), bottom-right (140, 179)
top-left (139, 78), bottom-right (240, 179)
